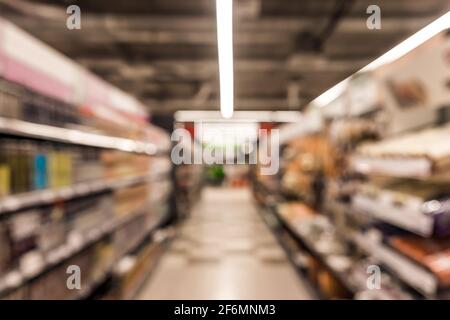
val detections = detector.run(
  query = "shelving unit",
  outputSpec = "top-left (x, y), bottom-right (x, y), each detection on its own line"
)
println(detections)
top-left (252, 172), bottom-right (359, 299)
top-left (348, 231), bottom-right (439, 298)
top-left (346, 128), bottom-right (450, 299)
top-left (256, 204), bottom-right (324, 300)
top-left (0, 117), bottom-right (162, 155)
top-left (0, 17), bottom-right (173, 301)
top-left (0, 201), bottom-right (168, 298)
top-left (270, 206), bottom-right (358, 296)
top-left (352, 188), bottom-right (437, 237)
top-left (0, 171), bottom-right (169, 215)
top-left (75, 211), bottom-right (173, 300)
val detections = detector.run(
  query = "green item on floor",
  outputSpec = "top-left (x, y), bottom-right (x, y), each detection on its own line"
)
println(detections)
top-left (207, 165), bottom-right (225, 184)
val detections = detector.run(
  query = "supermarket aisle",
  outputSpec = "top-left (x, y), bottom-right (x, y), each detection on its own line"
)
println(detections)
top-left (138, 187), bottom-right (313, 299)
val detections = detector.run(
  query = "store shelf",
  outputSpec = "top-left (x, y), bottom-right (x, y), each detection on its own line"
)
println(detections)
top-left (350, 124), bottom-right (450, 179)
top-left (0, 117), bottom-right (161, 155)
top-left (257, 205), bottom-right (324, 299)
top-left (349, 231), bottom-right (439, 298)
top-left (0, 171), bottom-right (169, 215)
top-left (265, 205), bottom-right (360, 296)
top-left (0, 202), bottom-right (169, 299)
top-left (251, 178), bottom-right (282, 205)
top-left (352, 193), bottom-right (435, 237)
top-left (251, 173), bottom-right (359, 296)
top-left (76, 213), bottom-right (171, 300)
top-left (350, 155), bottom-right (433, 178)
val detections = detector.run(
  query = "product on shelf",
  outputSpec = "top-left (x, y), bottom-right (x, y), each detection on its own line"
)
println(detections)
top-left (389, 236), bottom-right (450, 287)
top-left (0, 137), bottom-right (162, 199)
top-left (0, 80), bottom-right (81, 128)
top-left (0, 19), bottom-right (171, 300)
top-left (328, 119), bottom-right (379, 149)
top-left (280, 134), bottom-right (336, 208)
top-left (113, 185), bottom-right (149, 217)
top-left (352, 124), bottom-right (450, 178)
top-left (0, 81), bottom-right (21, 120)
top-left (7, 209), bottom-right (42, 270)
top-left (0, 139), bottom-right (104, 195)
top-left (175, 164), bottom-right (203, 219)
top-left (353, 180), bottom-right (450, 237)
top-left (101, 151), bottom-right (149, 179)
top-left (346, 257), bottom-right (413, 300)
top-left (65, 192), bottom-right (114, 235)
top-left (109, 241), bottom-right (163, 299)
top-left (278, 202), bottom-right (317, 222)
top-left (0, 166), bottom-right (172, 299)
top-left (113, 214), bottom-right (148, 259)
top-left (39, 204), bottom-right (66, 252)
top-left (351, 230), bottom-right (440, 297)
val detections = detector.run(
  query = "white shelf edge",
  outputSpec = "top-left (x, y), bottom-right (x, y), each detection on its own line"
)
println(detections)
top-left (0, 117), bottom-right (160, 155)
top-left (0, 171), bottom-right (170, 215)
top-left (350, 232), bottom-right (438, 297)
top-left (0, 199), bottom-right (169, 298)
top-left (350, 155), bottom-right (432, 178)
top-left (352, 194), bottom-right (434, 237)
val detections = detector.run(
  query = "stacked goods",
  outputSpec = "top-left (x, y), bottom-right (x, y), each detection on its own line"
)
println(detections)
top-left (277, 203), bottom-right (353, 299)
top-left (0, 19), bottom-right (172, 301)
top-left (350, 258), bottom-right (412, 300)
top-left (108, 241), bottom-right (165, 300)
top-left (101, 151), bottom-right (150, 180)
top-left (0, 139), bottom-right (104, 195)
top-left (113, 184), bottom-right (149, 217)
top-left (389, 236), bottom-right (450, 288)
top-left (174, 164), bottom-right (203, 219)
top-left (353, 180), bottom-right (450, 237)
top-left (0, 174), bottom-right (172, 300)
top-left (0, 192), bottom-right (111, 276)
top-left (281, 135), bottom-right (336, 208)
top-left (0, 138), bottom-right (160, 198)
top-left (0, 79), bottom-right (80, 128)
top-left (346, 125), bottom-right (450, 298)
top-left (278, 202), bottom-right (317, 222)
top-left (352, 124), bottom-right (450, 178)
top-left (328, 119), bottom-right (379, 150)
top-left (1, 240), bottom-right (113, 300)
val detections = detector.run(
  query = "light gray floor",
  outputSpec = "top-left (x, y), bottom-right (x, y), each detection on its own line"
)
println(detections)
top-left (138, 186), bottom-right (313, 300)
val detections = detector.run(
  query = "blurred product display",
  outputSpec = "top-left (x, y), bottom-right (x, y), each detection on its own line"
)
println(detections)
top-left (174, 164), bottom-right (203, 219)
top-left (252, 27), bottom-right (450, 300)
top-left (0, 16), bottom-right (173, 300)
top-left (0, 0), bottom-right (449, 302)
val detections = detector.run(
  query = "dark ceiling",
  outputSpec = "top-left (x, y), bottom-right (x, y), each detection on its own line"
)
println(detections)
top-left (0, 0), bottom-right (448, 114)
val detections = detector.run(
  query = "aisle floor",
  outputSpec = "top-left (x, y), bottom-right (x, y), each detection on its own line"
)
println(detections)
top-left (138, 187), bottom-right (313, 300)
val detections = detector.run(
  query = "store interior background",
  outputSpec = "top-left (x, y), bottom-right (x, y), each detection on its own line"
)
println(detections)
top-left (0, 0), bottom-right (449, 300)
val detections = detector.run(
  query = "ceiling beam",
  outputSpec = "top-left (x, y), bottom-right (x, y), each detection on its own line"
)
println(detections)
top-left (4, 14), bottom-right (439, 35)
top-left (144, 98), bottom-right (297, 113)
top-left (78, 55), bottom-right (368, 81)
top-left (287, 54), bottom-right (370, 73)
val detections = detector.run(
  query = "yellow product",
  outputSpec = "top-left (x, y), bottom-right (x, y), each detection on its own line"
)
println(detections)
top-left (48, 152), bottom-right (59, 188)
top-left (57, 152), bottom-right (64, 187)
top-left (91, 242), bottom-right (115, 280)
top-left (0, 164), bottom-right (11, 196)
top-left (61, 152), bottom-right (72, 186)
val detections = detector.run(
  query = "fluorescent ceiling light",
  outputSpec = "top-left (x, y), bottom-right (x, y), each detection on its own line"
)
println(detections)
top-left (362, 11), bottom-right (450, 72)
top-left (174, 110), bottom-right (302, 122)
top-left (312, 11), bottom-right (450, 108)
top-left (313, 78), bottom-right (349, 108)
top-left (216, 0), bottom-right (234, 119)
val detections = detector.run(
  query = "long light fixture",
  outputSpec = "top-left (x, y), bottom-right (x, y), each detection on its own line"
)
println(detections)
top-left (174, 110), bottom-right (303, 122)
top-left (312, 10), bottom-right (450, 108)
top-left (216, 0), bottom-right (234, 118)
